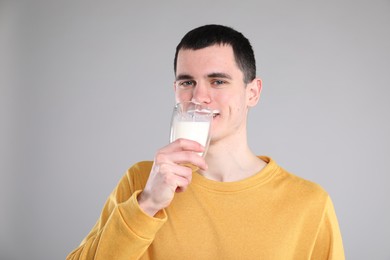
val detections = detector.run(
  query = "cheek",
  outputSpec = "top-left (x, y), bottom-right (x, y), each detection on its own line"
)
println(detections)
top-left (214, 92), bottom-right (245, 111)
top-left (175, 90), bottom-right (193, 102)
top-left (212, 92), bottom-right (229, 104)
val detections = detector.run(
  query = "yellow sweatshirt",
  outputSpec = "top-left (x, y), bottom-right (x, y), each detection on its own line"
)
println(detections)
top-left (67, 157), bottom-right (344, 259)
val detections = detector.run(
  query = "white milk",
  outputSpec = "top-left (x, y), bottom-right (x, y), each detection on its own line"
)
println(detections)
top-left (171, 121), bottom-right (210, 147)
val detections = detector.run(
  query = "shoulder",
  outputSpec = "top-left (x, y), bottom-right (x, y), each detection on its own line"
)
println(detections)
top-left (263, 157), bottom-right (328, 199)
top-left (274, 165), bottom-right (329, 205)
top-left (284, 169), bottom-right (326, 193)
top-left (127, 161), bottom-right (154, 175)
top-left (271, 167), bottom-right (334, 222)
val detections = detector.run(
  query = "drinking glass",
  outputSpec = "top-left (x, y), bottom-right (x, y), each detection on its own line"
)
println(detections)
top-left (170, 101), bottom-right (214, 157)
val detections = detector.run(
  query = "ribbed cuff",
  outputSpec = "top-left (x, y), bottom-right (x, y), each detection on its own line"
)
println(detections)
top-left (118, 190), bottom-right (167, 240)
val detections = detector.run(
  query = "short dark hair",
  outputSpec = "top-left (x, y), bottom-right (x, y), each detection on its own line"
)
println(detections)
top-left (174, 24), bottom-right (256, 84)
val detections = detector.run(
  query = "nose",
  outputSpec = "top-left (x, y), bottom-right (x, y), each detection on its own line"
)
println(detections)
top-left (191, 83), bottom-right (211, 104)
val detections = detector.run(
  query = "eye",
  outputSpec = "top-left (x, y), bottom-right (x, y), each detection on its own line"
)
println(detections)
top-left (178, 80), bottom-right (195, 89)
top-left (211, 80), bottom-right (227, 87)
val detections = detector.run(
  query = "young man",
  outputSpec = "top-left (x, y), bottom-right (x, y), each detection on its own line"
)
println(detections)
top-left (67, 25), bottom-right (345, 259)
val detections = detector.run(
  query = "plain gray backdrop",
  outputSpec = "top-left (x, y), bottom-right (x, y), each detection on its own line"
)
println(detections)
top-left (1, 0), bottom-right (389, 259)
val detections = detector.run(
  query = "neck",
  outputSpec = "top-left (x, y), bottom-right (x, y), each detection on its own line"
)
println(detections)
top-left (200, 134), bottom-right (266, 182)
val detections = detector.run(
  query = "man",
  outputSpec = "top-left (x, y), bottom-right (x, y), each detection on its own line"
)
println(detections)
top-left (67, 24), bottom-right (344, 259)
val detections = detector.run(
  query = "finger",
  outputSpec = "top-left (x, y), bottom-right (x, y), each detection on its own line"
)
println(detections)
top-left (173, 175), bottom-right (192, 193)
top-left (158, 163), bottom-right (193, 192)
top-left (155, 165), bottom-right (191, 192)
top-left (158, 163), bottom-right (193, 180)
top-left (168, 151), bottom-right (208, 171)
top-left (155, 150), bottom-right (208, 171)
top-left (162, 138), bottom-right (205, 153)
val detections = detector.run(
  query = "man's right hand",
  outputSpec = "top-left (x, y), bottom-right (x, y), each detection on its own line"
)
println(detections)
top-left (137, 139), bottom-right (208, 217)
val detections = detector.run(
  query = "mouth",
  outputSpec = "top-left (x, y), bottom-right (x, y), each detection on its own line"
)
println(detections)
top-left (212, 110), bottom-right (220, 118)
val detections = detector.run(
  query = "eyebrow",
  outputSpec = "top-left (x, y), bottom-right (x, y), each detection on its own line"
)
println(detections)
top-left (176, 74), bottom-right (194, 81)
top-left (176, 72), bottom-right (232, 81)
top-left (207, 72), bottom-right (232, 80)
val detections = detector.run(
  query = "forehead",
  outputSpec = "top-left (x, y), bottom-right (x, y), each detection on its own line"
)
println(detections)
top-left (176, 45), bottom-right (241, 77)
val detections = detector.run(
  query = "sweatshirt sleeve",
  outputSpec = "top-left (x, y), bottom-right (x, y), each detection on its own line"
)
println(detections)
top-left (66, 163), bottom-right (167, 260)
top-left (310, 196), bottom-right (345, 260)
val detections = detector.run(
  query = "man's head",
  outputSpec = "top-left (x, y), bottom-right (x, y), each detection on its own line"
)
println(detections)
top-left (174, 25), bottom-right (262, 143)
top-left (174, 24), bottom-right (256, 84)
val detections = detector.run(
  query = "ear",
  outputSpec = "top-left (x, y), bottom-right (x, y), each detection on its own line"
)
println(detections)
top-left (246, 78), bottom-right (262, 107)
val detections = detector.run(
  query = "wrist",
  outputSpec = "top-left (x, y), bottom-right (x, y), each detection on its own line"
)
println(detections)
top-left (137, 191), bottom-right (160, 217)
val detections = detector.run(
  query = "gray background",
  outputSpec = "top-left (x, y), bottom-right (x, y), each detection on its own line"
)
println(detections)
top-left (1, 0), bottom-right (389, 259)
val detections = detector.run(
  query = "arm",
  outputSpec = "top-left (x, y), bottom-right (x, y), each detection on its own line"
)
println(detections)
top-left (311, 196), bottom-right (345, 260)
top-left (67, 139), bottom-right (207, 259)
top-left (66, 172), bottom-right (167, 260)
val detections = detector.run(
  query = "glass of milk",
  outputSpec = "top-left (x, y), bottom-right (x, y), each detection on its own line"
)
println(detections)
top-left (170, 101), bottom-right (215, 157)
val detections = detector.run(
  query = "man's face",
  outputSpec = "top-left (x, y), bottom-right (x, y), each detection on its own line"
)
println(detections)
top-left (174, 44), bottom-right (260, 143)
